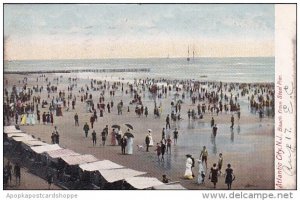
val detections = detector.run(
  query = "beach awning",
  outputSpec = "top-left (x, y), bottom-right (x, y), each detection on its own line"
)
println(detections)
top-left (7, 133), bottom-right (29, 138)
top-left (98, 168), bottom-right (146, 183)
top-left (46, 149), bottom-right (80, 159)
top-left (21, 140), bottom-right (48, 147)
top-left (11, 135), bottom-right (36, 142)
top-left (31, 144), bottom-right (62, 154)
top-left (4, 126), bottom-right (23, 134)
top-left (79, 160), bottom-right (124, 172)
top-left (153, 183), bottom-right (186, 190)
top-left (60, 154), bottom-right (98, 166)
top-left (125, 177), bottom-right (164, 189)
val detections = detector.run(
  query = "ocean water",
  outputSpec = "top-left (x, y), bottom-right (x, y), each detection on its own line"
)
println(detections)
top-left (4, 57), bottom-right (274, 83)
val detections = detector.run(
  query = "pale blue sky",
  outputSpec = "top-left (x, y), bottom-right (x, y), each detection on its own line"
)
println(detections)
top-left (4, 4), bottom-right (275, 59)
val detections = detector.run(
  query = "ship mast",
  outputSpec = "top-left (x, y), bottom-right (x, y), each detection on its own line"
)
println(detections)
top-left (187, 46), bottom-right (190, 62)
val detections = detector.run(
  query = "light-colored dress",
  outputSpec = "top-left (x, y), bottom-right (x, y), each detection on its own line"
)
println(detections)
top-left (149, 134), bottom-right (154, 146)
top-left (21, 114), bottom-right (27, 125)
top-left (184, 157), bottom-right (193, 179)
top-left (197, 160), bottom-right (206, 184)
top-left (126, 137), bottom-right (133, 154)
top-left (29, 113), bottom-right (36, 125)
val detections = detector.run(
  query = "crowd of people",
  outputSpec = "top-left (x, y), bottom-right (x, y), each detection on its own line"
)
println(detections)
top-left (3, 74), bottom-right (275, 189)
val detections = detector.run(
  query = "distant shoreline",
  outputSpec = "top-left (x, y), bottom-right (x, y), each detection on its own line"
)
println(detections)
top-left (3, 56), bottom-right (275, 62)
top-left (4, 68), bottom-right (151, 74)
top-left (4, 72), bottom-right (275, 85)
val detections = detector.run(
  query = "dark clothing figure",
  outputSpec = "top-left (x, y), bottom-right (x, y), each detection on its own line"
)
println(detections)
top-left (209, 166), bottom-right (219, 189)
top-left (162, 128), bottom-right (166, 140)
top-left (37, 111), bottom-right (40, 123)
top-left (162, 175), bottom-right (170, 183)
top-left (6, 162), bottom-right (12, 184)
top-left (92, 130), bottom-right (97, 146)
top-left (211, 117), bottom-right (215, 127)
top-left (230, 115), bottom-right (234, 128)
top-left (161, 143), bottom-right (166, 161)
top-left (166, 138), bottom-right (172, 154)
top-left (166, 115), bottom-right (170, 129)
top-left (120, 137), bottom-right (127, 154)
top-left (101, 131), bottom-right (107, 146)
top-left (173, 129), bottom-right (178, 144)
top-left (213, 125), bottom-right (218, 137)
top-left (225, 165), bottom-right (234, 189)
top-left (83, 123), bottom-right (90, 138)
top-left (90, 116), bottom-right (95, 129)
top-left (74, 113), bottom-right (79, 126)
top-left (46, 173), bottom-right (53, 189)
top-left (144, 107), bottom-right (148, 117)
top-left (55, 132), bottom-right (59, 144)
top-left (51, 133), bottom-right (55, 144)
top-left (42, 112), bottom-right (46, 124)
top-left (145, 135), bottom-right (150, 152)
top-left (14, 163), bottom-right (21, 185)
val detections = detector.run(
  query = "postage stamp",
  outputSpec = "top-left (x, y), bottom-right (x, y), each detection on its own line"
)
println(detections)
top-left (2, 2), bottom-right (297, 193)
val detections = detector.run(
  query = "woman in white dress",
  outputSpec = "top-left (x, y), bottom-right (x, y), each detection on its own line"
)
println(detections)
top-left (148, 133), bottom-right (154, 147)
top-left (29, 113), bottom-right (36, 125)
top-left (197, 160), bottom-right (206, 184)
top-left (126, 136), bottom-right (134, 155)
top-left (26, 113), bottom-right (30, 125)
top-left (184, 154), bottom-right (193, 179)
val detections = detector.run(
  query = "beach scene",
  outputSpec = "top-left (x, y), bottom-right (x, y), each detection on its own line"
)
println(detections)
top-left (3, 4), bottom-right (275, 190)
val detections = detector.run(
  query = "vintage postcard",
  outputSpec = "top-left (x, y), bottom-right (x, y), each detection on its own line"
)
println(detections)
top-left (2, 2), bottom-right (297, 194)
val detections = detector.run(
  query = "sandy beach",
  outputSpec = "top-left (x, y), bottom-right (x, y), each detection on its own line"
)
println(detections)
top-left (4, 73), bottom-right (275, 190)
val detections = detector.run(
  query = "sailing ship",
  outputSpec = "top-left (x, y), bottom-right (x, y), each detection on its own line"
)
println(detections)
top-left (187, 46), bottom-right (190, 62)
top-left (187, 45), bottom-right (195, 62)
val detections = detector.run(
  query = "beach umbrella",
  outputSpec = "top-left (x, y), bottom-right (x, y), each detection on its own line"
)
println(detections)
top-left (125, 124), bottom-right (133, 130)
top-left (124, 132), bottom-right (134, 138)
top-left (112, 125), bottom-right (120, 129)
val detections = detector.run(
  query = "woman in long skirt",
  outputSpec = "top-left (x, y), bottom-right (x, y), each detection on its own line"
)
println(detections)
top-left (225, 164), bottom-right (235, 189)
top-left (126, 137), bottom-right (133, 154)
top-left (20, 114), bottom-right (27, 125)
top-left (184, 155), bottom-right (193, 180)
top-left (111, 129), bottom-right (116, 145)
top-left (209, 163), bottom-right (219, 188)
top-left (197, 160), bottom-right (206, 184)
top-left (26, 113), bottom-right (30, 125)
top-left (148, 133), bottom-right (154, 146)
top-left (30, 113), bottom-right (36, 125)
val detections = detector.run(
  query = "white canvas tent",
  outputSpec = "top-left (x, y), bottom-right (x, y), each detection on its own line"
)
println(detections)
top-left (98, 168), bottom-right (146, 183)
top-left (21, 140), bottom-right (48, 147)
top-left (46, 149), bottom-right (80, 159)
top-left (124, 177), bottom-right (164, 189)
top-left (11, 135), bottom-right (36, 142)
top-left (4, 125), bottom-right (23, 134)
top-left (60, 154), bottom-right (98, 166)
top-left (7, 133), bottom-right (29, 138)
top-left (31, 144), bottom-right (62, 154)
top-left (79, 160), bottom-right (124, 172)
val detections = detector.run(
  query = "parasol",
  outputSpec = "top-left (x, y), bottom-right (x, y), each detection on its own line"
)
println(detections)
top-left (125, 123), bottom-right (133, 130)
top-left (112, 125), bottom-right (120, 129)
top-left (124, 132), bottom-right (134, 138)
